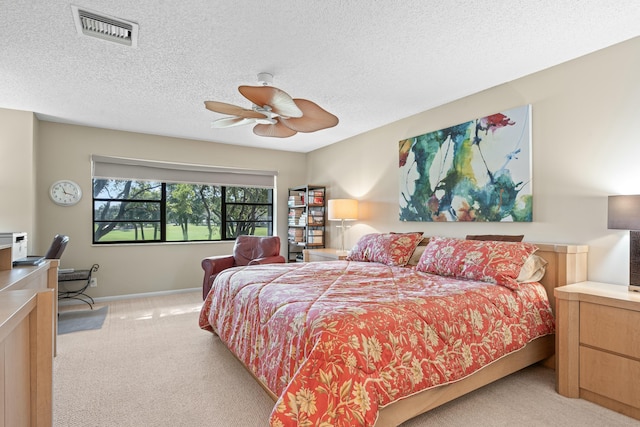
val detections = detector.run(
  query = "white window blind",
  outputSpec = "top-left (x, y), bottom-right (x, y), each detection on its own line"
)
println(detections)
top-left (91, 155), bottom-right (277, 188)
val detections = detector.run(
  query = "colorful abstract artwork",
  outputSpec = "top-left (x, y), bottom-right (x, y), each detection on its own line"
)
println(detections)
top-left (399, 104), bottom-right (532, 222)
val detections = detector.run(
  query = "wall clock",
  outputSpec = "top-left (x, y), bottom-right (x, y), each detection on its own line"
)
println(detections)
top-left (49, 180), bottom-right (82, 206)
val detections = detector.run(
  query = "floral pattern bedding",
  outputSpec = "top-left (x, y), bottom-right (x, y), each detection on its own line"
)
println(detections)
top-left (199, 261), bottom-right (554, 427)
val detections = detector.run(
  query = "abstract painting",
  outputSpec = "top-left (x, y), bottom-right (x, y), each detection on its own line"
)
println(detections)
top-left (399, 104), bottom-right (532, 222)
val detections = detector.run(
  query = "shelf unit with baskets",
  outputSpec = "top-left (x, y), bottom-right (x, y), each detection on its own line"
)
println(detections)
top-left (287, 185), bottom-right (326, 262)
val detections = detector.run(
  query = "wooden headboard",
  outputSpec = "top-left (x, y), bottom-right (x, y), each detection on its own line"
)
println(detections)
top-left (533, 243), bottom-right (588, 314)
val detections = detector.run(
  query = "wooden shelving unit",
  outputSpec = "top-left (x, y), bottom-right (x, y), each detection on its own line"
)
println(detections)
top-left (287, 185), bottom-right (326, 262)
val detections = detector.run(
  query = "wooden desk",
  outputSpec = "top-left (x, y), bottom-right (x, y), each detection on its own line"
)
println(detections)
top-left (0, 259), bottom-right (58, 352)
top-left (0, 288), bottom-right (54, 426)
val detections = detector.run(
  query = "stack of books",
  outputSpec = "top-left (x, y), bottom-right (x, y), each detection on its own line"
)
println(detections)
top-left (309, 190), bottom-right (324, 205)
top-left (288, 208), bottom-right (304, 226)
top-left (307, 230), bottom-right (323, 244)
top-left (288, 228), bottom-right (304, 243)
top-left (288, 193), bottom-right (304, 207)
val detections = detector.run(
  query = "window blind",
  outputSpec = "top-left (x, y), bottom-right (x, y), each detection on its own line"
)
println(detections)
top-left (91, 155), bottom-right (277, 188)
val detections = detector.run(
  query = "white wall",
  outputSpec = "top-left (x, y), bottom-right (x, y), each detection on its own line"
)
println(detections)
top-left (0, 108), bottom-right (37, 252)
top-left (307, 36), bottom-right (640, 286)
top-left (35, 122), bottom-right (307, 298)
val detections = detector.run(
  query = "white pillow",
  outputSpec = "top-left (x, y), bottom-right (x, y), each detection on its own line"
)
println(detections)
top-left (516, 254), bottom-right (548, 283)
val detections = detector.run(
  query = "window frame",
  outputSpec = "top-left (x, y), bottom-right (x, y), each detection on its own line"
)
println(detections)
top-left (92, 180), bottom-right (274, 244)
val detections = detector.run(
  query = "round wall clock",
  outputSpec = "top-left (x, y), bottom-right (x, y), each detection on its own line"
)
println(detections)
top-left (49, 180), bottom-right (82, 206)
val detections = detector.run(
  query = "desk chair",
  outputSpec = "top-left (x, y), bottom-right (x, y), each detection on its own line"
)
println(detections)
top-left (45, 234), bottom-right (69, 259)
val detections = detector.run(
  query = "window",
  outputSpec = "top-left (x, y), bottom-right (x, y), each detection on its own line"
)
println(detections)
top-left (91, 156), bottom-right (276, 244)
top-left (93, 180), bottom-right (273, 243)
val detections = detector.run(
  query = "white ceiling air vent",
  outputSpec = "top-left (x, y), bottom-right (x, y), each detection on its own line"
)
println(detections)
top-left (71, 5), bottom-right (138, 47)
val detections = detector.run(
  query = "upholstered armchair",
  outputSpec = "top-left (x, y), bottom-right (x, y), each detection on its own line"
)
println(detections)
top-left (201, 235), bottom-right (285, 299)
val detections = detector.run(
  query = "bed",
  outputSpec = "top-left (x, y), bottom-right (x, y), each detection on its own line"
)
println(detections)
top-left (199, 235), bottom-right (588, 426)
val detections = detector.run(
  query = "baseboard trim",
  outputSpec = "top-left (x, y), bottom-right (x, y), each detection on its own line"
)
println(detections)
top-left (58, 287), bottom-right (200, 306)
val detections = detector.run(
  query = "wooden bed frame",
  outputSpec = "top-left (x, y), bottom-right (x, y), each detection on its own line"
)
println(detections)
top-left (375, 242), bottom-right (588, 426)
top-left (223, 242), bottom-right (589, 427)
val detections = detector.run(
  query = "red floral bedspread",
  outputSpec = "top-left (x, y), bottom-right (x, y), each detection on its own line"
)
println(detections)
top-left (199, 261), bottom-right (554, 427)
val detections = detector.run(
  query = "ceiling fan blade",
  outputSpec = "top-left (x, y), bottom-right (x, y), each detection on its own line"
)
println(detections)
top-left (279, 99), bottom-right (339, 132)
top-left (253, 119), bottom-right (298, 138)
top-left (204, 101), bottom-right (264, 119)
top-left (211, 117), bottom-right (255, 128)
top-left (238, 86), bottom-right (303, 118)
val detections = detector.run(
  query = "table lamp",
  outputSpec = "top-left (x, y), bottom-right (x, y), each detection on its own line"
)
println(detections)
top-left (608, 195), bottom-right (640, 292)
top-left (327, 199), bottom-right (358, 255)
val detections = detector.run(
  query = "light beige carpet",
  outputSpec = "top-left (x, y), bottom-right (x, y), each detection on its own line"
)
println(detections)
top-left (54, 291), bottom-right (638, 427)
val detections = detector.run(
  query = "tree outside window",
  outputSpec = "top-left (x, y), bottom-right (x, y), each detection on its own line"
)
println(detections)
top-left (93, 179), bottom-right (273, 243)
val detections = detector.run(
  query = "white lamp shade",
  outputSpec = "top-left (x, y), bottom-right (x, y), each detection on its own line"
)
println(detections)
top-left (608, 195), bottom-right (640, 230)
top-left (328, 199), bottom-right (358, 221)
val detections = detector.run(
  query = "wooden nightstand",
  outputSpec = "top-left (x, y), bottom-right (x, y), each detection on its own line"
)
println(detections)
top-left (555, 281), bottom-right (640, 420)
top-left (303, 248), bottom-right (347, 262)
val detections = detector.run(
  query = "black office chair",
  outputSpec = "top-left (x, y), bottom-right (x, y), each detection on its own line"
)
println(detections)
top-left (45, 234), bottom-right (69, 259)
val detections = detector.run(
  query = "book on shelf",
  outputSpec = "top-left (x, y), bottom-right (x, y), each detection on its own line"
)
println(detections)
top-left (288, 193), bottom-right (305, 206)
top-left (288, 229), bottom-right (304, 242)
top-left (307, 216), bottom-right (324, 225)
top-left (307, 236), bottom-right (324, 244)
top-left (308, 190), bottom-right (324, 205)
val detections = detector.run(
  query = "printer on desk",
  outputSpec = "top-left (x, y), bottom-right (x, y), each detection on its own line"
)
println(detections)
top-left (0, 232), bottom-right (28, 263)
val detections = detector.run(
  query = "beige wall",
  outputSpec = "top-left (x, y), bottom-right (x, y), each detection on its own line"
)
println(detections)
top-left (0, 108), bottom-right (37, 252)
top-left (35, 122), bottom-right (306, 298)
top-left (308, 36), bottom-right (640, 286)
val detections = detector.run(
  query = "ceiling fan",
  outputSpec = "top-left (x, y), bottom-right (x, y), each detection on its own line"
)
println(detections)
top-left (204, 73), bottom-right (339, 138)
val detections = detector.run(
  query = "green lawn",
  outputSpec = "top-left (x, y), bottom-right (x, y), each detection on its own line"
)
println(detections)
top-left (96, 224), bottom-right (268, 242)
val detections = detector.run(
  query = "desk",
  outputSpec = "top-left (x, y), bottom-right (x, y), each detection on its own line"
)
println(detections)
top-left (0, 288), bottom-right (54, 426)
top-left (0, 253), bottom-right (58, 353)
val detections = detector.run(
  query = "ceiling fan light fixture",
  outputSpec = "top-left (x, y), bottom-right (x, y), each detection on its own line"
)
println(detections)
top-left (257, 72), bottom-right (273, 86)
top-left (211, 117), bottom-right (255, 128)
top-left (204, 73), bottom-right (338, 138)
top-left (255, 117), bottom-right (277, 125)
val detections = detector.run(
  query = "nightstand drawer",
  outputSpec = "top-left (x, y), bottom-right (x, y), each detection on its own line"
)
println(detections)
top-left (303, 249), bottom-right (347, 262)
top-left (580, 302), bottom-right (640, 358)
top-left (580, 346), bottom-right (640, 409)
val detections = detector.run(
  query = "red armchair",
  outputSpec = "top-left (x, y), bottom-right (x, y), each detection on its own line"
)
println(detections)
top-left (201, 235), bottom-right (286, 299)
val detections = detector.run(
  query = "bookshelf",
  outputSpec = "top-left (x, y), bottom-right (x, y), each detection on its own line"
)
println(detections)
top-left (287, 185), bottom-right (326, 262)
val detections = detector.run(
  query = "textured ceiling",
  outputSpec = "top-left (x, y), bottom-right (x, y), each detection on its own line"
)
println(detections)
top-left (1, 1), bottom-right (639, 153)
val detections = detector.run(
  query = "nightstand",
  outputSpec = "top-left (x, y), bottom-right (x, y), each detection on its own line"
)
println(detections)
top-left (303, 248), bottom-right (347, 262)
top-left (555, 281), bottom-right (640, 420)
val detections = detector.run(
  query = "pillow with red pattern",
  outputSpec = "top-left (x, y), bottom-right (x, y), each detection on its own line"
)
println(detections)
top-left (466, 234), bottom-right (524, 242)
top-left (347, 232), bottom-right (424, 266)
top-left (416, 236), bottom-right (538, 290)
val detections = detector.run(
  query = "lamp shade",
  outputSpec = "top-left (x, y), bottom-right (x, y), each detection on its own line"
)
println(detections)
top-left (608, 195), bottom-right (640, 230)
top-left (327, 199), bottom-right (358, 221)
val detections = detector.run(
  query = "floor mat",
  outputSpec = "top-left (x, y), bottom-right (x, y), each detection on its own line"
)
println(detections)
top-left (58, 306), bottom-right (108, 334)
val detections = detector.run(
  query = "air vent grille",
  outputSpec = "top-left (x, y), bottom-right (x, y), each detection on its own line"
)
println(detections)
top-left (72, 5), bottom-right (138, 47)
